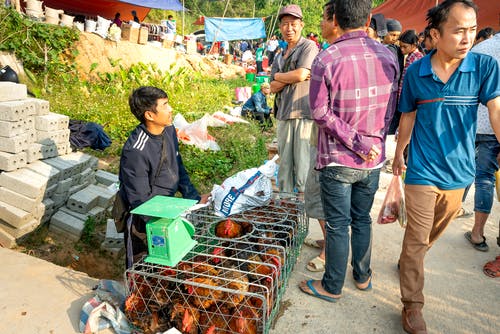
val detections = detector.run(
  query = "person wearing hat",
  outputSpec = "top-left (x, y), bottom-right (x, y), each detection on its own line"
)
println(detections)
top-left (241, 83), bottom-right (273, 127)
top-left (383, 18), bottom-right (404, 135)
top-left (270, 4), bottom-right (319, 193)
top-left (367, 13), bottom-right (387, 42)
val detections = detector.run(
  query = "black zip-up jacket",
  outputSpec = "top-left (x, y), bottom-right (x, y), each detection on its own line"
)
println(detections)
top-left (118, 123), bottom-right (200, 211)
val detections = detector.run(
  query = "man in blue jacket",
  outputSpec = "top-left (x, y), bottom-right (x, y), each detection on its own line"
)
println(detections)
top-left (119, 86), bottom-right (207, 267)
top-left (241, 82), bottom-right (272, 127)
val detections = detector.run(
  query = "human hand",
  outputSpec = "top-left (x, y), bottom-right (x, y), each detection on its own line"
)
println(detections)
top-left (392, 154), bottom-right (407, 176)
top-left (198, 193), bottom-right (210, 204)
top-left (359, 145), bottom-right (381, 162)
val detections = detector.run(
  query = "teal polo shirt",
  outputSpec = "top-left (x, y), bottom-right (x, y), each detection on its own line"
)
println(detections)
top-left (399, 49), bottom-right (500, 190)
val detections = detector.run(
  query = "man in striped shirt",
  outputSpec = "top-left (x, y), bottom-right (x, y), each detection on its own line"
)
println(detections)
top-left (299, 0), bottom-right (398, 303)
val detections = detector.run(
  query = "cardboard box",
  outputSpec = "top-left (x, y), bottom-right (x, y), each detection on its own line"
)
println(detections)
top-left (121, 23), bottom-right (139, 43)
top-left (138, 27), bottom-right (149, 45)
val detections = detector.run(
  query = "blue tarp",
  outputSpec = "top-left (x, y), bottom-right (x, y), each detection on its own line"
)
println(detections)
top-left (119, 0), bottom-right (185, 11)
top-left (205, 17), bottom-right (266, 42)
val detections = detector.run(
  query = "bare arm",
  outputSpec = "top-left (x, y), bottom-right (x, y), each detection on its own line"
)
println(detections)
top-left (270, 80), bottom-right (287, 93)
top-left (274, 68), bottom-right (310, 84)
top-left (392, 111), bottom-right (416, 176)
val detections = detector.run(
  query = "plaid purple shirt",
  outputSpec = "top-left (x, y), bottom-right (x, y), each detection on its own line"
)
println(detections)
top-left (310, 31), bottom-right (399, 169)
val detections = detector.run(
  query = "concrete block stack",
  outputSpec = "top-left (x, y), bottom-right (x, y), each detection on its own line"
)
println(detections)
top-left (0, 82), bottom-right (119, 248)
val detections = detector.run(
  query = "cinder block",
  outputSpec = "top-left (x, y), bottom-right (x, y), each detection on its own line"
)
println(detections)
top-left (41, 143), bottom-right (58, 159)
top-left (68, 183), bottom-right (86, 196)
top-left (24, 116), bottom-right (34, 130)
top-left (55, 177), bottom-right (72, 194)
top-left (89, 156), bottom-right (99, 170)
top-left (0, 168), bottom-right (48, 198)
top-left (25, 97), bottom-right (49, 116)
top-left (25, 128), bottom-right (36, 144)
top-left (0, 226), bottom-right (16, 248)
top-left (51, 192), bottom-right (68, 209)
top-left (42, 157), bottom-right (74, 180)
top-left (0, 186), bottom-right (42, 212)
top-left (49, 210), bottom-right (85, 240)
top-left (0, 100), bottom-right (31, 121)
top-left (95, 170), bottom-right (118, 186)
top-left (25, 143), bottom-right (43, 163)
top-left (0, 120), bottom-right (24, 137)
top-left (80, 168), bottom-right (94, 186)
top-left (35, 112), bottom-right (69, 131)
top-left (43, 183), bottom-right (57, 200)
top-left (86, 184), bottom-right (116, 208)
top-left (56, 142), bottom-right (71, 156)
top-left (0, 151), bottom-right (27, 171)
top-left (60, 205), bottom-right (105, 222)
top-left (105, 218), bottom-right (124, 241)
top-left (0, 82), bottom-right (27, 102)
top-left (0, 219), bottom-right (39, 238)
top-left (0, 133), bottom-right (28, 153)
top-left (25, 160), bottom-right (61, 186)
top-left (33, 200), bottom-right (51, 220)
top-left (0, 200), bottom-right (33, 228)
top-left (36, 128), bottom-right (70, 145)
top-left (66, 186), bottom-right (100, 214)
top-left (59, 152), bottom-right (92, 173)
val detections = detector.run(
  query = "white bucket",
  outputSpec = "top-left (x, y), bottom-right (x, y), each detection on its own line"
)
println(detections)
top-left (74, 21), bottom-right (84, 32)
top-left (25, 0), bottom-right (43, 12)
top-left (44, 6), bottom-right (63, 18)
top-left (45, 15), bottom-right (59, 25)
top-left (85, 19), bottom-right (97, 33)
top-left (60, 14), bottom-right (74, 27)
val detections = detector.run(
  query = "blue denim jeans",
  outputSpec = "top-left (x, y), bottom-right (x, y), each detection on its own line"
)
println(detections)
top-left (319, 166), bottom-right (381, 295)
top-left (474, 134), bottom-right (500, 213)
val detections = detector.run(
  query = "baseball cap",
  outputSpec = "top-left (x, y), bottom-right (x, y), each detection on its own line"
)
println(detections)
top-left (278, 4), bottom-right (303, 21)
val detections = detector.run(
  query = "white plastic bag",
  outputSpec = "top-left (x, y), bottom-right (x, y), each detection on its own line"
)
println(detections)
top-left (173, 113), bottom-right (220, 151)
top-left (212, 155), bottom-right (279, 217)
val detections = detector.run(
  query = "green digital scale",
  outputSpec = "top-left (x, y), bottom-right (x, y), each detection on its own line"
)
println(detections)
top-left (130, 195), bottom-right (198, 266)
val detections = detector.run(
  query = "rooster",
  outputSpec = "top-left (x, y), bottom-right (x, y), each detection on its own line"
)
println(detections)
top-left (185, 277), bottom-right (224, 309)
top-left (228, 297), bottom-right (259, 334)
top-left (215, 218), bottom-right (243, 238)
top-left (246, 254), bottom-right (280, 283)
top-left (219, 269), bottom-right (249, 308)
top-left (198, 305), bottom-right (232, 334)
top-left (170, 300), bottom-right (201, 334)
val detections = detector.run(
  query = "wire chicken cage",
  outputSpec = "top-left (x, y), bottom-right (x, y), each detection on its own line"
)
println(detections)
top-left (124, 192), bottom-right (307, 334)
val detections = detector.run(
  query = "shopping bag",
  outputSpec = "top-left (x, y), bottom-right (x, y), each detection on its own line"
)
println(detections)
top-left (377, 175), bottom-right (407, 227)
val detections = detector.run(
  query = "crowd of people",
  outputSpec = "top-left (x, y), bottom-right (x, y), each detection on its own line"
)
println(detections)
top-left (114, 1), bottom-right (498, 333)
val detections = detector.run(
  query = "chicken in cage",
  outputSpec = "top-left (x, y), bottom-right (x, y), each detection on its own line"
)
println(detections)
top-left (124, 192), bottom-right (306, 334)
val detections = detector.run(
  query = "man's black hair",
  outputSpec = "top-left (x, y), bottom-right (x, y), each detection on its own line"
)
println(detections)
top-left (129, 86), bottom-right (168, 123)
top-left (426, 0), bottom-right (478, 33)
top-left (399, 30), bottom-right (419, 45)
top-left (324, 0), bottom-right (335, 21)
top-left (476, 27), bottom-right (495, 41)
top-left (333, 0), bottom-right (371, 30)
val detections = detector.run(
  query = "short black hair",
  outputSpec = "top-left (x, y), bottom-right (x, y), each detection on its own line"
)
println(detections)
top-left (324, 0), bottom-right (335, 21)
top-left (399, 30), bottom-right (419, 45)
top-left (333, 0), bottom-right (371, 30)
top-left (476, 27), bottom-right (495, 41)
top-left (129, 86), bottom-right (168, 123)
top-left (426, 0), bottom-right (478, 33)
top-left (168, 15), bottom-right (174, 19)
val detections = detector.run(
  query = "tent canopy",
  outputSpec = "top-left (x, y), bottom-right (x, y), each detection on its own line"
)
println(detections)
top-left (119, 0), bottom-right (185, 11)
top-left (372, 0), bottom-right (499, 33)
top-left (204, 17), bottom-right (266, 42)
top-left (25, 0), bottom-right (149, 21)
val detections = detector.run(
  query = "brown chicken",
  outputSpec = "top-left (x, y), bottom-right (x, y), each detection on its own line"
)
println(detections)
top-left (185, 277), bottom-right (224, 309)
top-left (219, 269), bottom-right (249, 308)
top-left (215, 218), bottom-right (243, 238)
top-left (228, 297), bottom-right (259, 334)
top-left (178, 261), bottom-right (220, 277)
top-left (246, 254), bottom-right (280, 284)
top-left (198, 305), bottom-right (232, 334)
top-left (170, 300), bottom-right (201, 334)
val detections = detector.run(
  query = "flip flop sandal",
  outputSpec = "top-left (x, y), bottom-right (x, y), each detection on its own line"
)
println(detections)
top-left (464, 231), bottom-right (489, 252)
top-left (355, 276), bottom-right (372, 291)
top-left (483, 256), bottom-right (500, 278)
top-left (306, 256), bottom-right (325, 272)
top-left (304, 237), bottom-right (322, 249)
top-left (299, 279), bottom-right (340, 303)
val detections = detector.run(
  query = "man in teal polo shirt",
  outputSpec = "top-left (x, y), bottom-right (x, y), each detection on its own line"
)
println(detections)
top-left (392, 1), bottom-right (500, 333)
